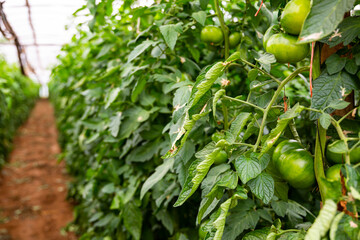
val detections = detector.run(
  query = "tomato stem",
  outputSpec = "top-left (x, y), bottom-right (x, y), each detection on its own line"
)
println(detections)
top-left (253, 66), bottom-right (309, 151)
top-left (222, 95), bottom-right (265, 111)
top-left (283, 85), bottom-right (287, 112)
top-left (314, 121), bottom-right (327, 202)
top-left (237, 59), bottom-right (281, 84)
top-left (331, 119), bottom-right (351, 165)
top-left (254, 0), bottom-right (263, 17)
top-left (222, 102), bottom-right (229, 130)
top-left (289, 119), bottom-right (302, 144)
top-left (309, 42), bottom-right (315, 97)
top-left (214, 0), bottom-right (229, 59)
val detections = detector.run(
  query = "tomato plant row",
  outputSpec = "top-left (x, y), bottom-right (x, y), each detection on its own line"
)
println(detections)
top-left (49, 0), bottom-right (360, 239)
top-left (0, 56), bottom-right (38, 167)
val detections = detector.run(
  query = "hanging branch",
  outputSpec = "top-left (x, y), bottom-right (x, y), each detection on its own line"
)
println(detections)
top-left (25, 0), bottom-right (42, 69)
top-left (0, 1), bottom-right (27, 75)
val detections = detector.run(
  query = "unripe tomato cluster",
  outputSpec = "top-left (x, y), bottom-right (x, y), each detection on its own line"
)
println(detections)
top-left (200, 26), bottom-right (241, 49)
top-left (326, 140), bottom-right (360, 164)
top-left (264, 0), bottom-right (310, 63)
top-left (325, 140), bottom-right (360, 185)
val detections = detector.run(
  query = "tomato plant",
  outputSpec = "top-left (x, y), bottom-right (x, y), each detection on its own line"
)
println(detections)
top-left (49, 0), bottom-right (360, 239)
top-left (0, 56), bottom-right (38, 166)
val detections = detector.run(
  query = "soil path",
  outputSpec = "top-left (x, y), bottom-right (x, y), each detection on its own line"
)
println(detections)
top-left (0, 99), bottom-right (76, 240)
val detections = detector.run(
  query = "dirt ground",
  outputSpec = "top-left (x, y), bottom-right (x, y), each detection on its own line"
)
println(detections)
top-left (0, 99), bottom-right (76, 240)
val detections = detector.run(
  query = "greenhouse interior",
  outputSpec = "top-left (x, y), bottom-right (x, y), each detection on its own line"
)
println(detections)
top-left (0, 0), bottom-right (360, 239)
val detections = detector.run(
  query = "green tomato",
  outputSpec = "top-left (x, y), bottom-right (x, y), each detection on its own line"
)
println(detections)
top-left (229, 32), bottom-right (241, 48)
top-left (326, 164), bottom-right (342, 182)
top-left (211, 132), bottom-right (225, 143)
top-left (272, 139), bottom-right (302, 163)
top-left (213, 150), bottom-right (228, 165)
top-left (266, 33), bottom-right (309, 63)
top-left (263, 25), bottom-right (276, 51)
top-left (201, 26), bottom-right (224, 45)
top-left (280, 0), bottom-right (311, 35)
top-left (272, 140), bottom-right (315, 189)
top-left (326, 140), bottom-right (360, 164)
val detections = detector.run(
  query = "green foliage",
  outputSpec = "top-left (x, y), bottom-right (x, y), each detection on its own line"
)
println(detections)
top-left (299, 0), bottom-right (356, 43)
top-left (49, 0), bottom-right (360, 239)
top-left (0, 57), bottom-right (38, 166)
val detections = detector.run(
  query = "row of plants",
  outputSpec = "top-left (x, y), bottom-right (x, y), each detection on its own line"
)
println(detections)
top-left (50, 0), bottom-right (360, 239)
top-left (0, 56), bottom-right (38, 166)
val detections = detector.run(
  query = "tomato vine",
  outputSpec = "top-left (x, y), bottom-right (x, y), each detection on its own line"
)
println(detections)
top-left (49, 0), bottom-right (360, 239)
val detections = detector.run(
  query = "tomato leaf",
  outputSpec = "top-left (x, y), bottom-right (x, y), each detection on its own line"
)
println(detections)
top-left (248, 172), bottom-right (274, 204)
top-left (330, 212), bottom-right (360, 239)
top-left (213, 189), bottom-right (252, 240)
top-left (197, 192), bottom-right (220, 224)
top-left (140, 158), bottom-right (175, 199)
top-left (200, 0), bottom-right (209, 9)
top-left (325, 54), bottom-right (347, 75)
top-left (192, 11), bottom-right (206, 26)
top-left (319, 113), bottom-right (332, 129)
top-left (155, 209), bottom-right (174, 234)
top-left (304, 200), bottom-right (337, 239)
top-left (131, 77), bottom-right (147, 102)
top-left (222, 200), bottom-right (260, 240)
top-left (213, 197), bottom-right (232, 240)
top-left (226, 112), bottom-right (252, 144)
top-left (344, 164), bottom-right (360, 199)
top-left (310, 71), bottom-right (358, 120)
top-left (174, 145), bottom-right (220, 207)
top-left (201, 164), bottom-right (231, 197)
top-left (327, 99), bottom-right (351, 110)
top-left (345, 59), bottom-right (358, 75)
top-left (213, 89), bottom-right (225, 118)
top-left (159, 23), bottom-right (183, 50)
top-left (254, 52), bottom-right (276, 73)
top-left (299, 0), bottom-right (356, 43)
top-left (127, 40), bottom-right (157, 62)
top-left (321, 17), bottom-right (360, 47)
top-left (109, 112), bottom-right (122, 137)
top-left (105, 87), bottom-right (121, 109)
top-left (242, 227), bottom-right (270, 239)
top-left (234, 155), bottom-right (262, 184)
top-left (123, 202), bottom-right (143, 240)
top-left (261, 103), bottom-right (304, 155)
top-left (96, 43), bottom-right (114, 58)
top-left (197, 168), bottom-right (238, 223)
top-left (192, 62), bottom-right (225, 108)
top-left (251, 153), bottom-right (270, 171)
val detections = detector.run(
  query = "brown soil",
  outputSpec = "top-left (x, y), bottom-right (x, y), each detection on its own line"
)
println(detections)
top-left (0, 99), bottom-right (76, 240)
